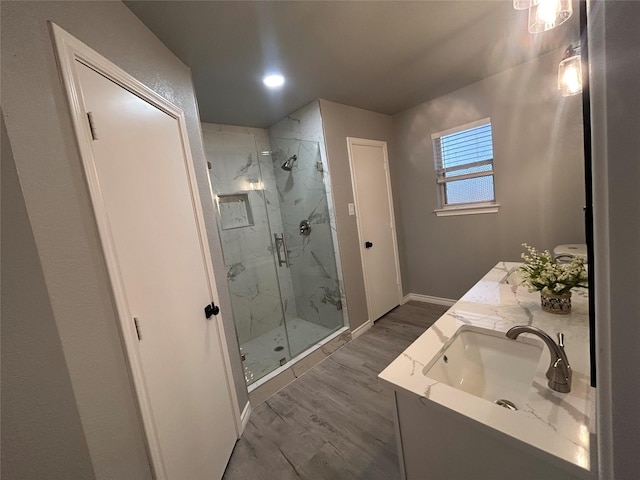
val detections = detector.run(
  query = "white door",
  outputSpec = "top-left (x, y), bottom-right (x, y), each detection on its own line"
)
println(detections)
top-left (347, 138), bottom-right (402, 322)
top-left (75, 62), bottom-right (237, 479)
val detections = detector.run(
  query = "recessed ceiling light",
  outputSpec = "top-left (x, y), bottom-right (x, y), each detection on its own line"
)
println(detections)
top-left (263, 74), bottom-right (285, 88)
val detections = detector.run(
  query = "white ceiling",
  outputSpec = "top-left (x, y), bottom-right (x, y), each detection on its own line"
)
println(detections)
top-left (125, 1), bottom-right (579, 128)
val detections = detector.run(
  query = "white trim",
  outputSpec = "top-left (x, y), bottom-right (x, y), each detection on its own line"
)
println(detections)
top-left (405, 293), bottom-right (457, 307)
top-left (434, 203), bottom-right (500, 217)
top-left (430, 117), bottom-right (491, 140)
top-left (346, 137), bottom-right (403, 324)
top-left (350, 320), bottom-right (373, 339)
top-left (401, 294), bottom-right (412, 305)
top-left (49, 23), bottom-right (242, 478)
top-left (240, 402), bottom-right (252, 433)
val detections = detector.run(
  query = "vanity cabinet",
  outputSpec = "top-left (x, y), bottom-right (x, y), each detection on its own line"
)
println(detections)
top-left (393, 391), bottom-right (590, 480)
top-left (380, 263), bottom-right (596, 480)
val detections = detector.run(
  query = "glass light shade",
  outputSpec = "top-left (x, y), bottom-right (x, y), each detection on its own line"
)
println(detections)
top-left (558, 54), bottom-right (582, 96)
top-left (528, 0), bottom-right (572, 33)
top-left (513, 0), bottom-right (539, 10)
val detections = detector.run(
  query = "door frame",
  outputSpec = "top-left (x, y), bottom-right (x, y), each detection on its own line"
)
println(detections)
top-left (50, 23), bottom-right (242, 478)
top-left (346, 137), bottom-right (403, 327)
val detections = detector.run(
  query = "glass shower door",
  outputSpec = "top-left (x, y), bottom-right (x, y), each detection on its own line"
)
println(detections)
top-left (204, 129), bottom-right (346, 387)
top-left (269, 137), bottom-right (345, 357)
top-left (204, 130), bottom-right (291, 385)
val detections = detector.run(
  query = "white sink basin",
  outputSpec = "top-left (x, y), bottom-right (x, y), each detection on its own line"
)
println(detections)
top-left (423, 326), bottom-right (543, 408)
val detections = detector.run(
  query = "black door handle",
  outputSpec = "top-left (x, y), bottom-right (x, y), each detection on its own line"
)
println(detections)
top-left (365, 241), bottom-right (373, 249)
top-left (204, 302), bottom-right (220, 318)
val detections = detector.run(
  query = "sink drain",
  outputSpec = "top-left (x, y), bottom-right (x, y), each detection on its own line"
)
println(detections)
top-left (494, 399), bottom-right (518, 411)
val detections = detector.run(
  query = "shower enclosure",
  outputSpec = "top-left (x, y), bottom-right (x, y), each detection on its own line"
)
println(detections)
top-left (205, 130), bottom-right (345, 386)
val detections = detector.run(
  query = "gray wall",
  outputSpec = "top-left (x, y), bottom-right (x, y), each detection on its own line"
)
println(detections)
top-left (319, 99), bottom-right (397, 330)
top-left (392, 49), bottom-right (585, 300)
top-left (1, 115), bottom-right (95, 480)
top-left (1, 1), bottom-right (246, 478)
top-left (589, 1), bottom-right (640, 478)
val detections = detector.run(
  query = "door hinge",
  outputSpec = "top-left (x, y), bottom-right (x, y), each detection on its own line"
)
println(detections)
top-left (207, 161), bottom-right (212, 170)
top-left (133, 317), bottom-right (142, 341)
top-left (87, 112), bottom-right (98, 140)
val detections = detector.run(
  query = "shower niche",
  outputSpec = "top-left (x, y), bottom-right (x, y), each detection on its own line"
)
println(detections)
top-left (203, 119), bottom-right (346, 388)
top-left (218, 193), bottom-right (254, 230)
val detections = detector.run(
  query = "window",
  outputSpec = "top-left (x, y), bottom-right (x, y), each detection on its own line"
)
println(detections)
top-left (432, 118), bottom-right (498, 216)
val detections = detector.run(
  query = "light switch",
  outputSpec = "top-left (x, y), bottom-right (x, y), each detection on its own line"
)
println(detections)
top-left (348, 203), bottom-right (356, 216)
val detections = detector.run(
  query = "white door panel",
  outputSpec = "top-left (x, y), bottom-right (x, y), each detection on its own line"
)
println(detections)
top-left (348, 139), bottom-right (401, 322)
top-left (76, 62), bottom-right (236, 479)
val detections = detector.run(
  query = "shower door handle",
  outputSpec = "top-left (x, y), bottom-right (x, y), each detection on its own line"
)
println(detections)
top-left (274, 233), bottom-right (290, 268)
top-left (274, 234), bottom-right (285, 266)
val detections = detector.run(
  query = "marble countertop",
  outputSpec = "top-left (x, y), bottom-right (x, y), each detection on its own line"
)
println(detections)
top-left (379, 262), bottom-right (594, 475)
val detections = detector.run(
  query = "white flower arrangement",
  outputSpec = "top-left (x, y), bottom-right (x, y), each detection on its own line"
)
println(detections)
top-left (520, 243), bottom-right (588, 295)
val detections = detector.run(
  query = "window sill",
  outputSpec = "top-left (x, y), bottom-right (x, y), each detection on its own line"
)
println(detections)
top-left (434, 203), bottom-right (500, 217)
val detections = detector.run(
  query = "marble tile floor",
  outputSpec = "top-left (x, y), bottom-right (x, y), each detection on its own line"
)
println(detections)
top-left (243, 317), bottom-right (340, 385)
top-left (224, 301), bottom-right (450, 480)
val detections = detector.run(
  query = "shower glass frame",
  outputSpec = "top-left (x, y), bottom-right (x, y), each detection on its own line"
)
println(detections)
top-left (206, 130), bottom-right (345, 387)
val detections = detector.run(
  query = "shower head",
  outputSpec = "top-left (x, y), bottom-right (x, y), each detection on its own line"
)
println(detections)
top-left (281, 155), bottom-right (297, 171)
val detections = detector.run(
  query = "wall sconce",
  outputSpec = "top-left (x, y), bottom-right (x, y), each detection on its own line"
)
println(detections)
top-left (528, 0), bottom-right (572, 33)
top-left (513, 0), bottom-right (538, 10)
top-left (558, 44), bottom-right (582, 96)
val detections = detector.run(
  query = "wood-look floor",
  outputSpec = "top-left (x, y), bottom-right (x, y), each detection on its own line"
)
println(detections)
top-left (223, 301), bottom-right (449, 480)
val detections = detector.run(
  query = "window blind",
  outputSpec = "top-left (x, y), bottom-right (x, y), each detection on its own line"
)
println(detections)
top-left (433, 120), bottom-right (495, 206)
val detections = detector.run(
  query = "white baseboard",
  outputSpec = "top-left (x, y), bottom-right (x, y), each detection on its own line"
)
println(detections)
top-left (350, 320), bottom-right (372, 339)
top-left (404, 293), bottom-right (457, 307)
top-left (401, 294), bottom-right (412, 305)
top-left (240, 401), bottom-right (252, 434)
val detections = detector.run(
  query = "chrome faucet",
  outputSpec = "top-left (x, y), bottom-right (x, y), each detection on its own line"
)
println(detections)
top-left (506, 326), bottom-right (572, 393)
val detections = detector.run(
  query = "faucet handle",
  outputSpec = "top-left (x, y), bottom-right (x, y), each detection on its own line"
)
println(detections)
top-left (557, 332), bottom-right (565, 348)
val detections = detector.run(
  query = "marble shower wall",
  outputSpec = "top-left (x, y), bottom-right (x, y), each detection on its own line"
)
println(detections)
top-left (268, 100), bottom-right (348, 330)
top-left (201, 123), bottom-right (297, 345)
